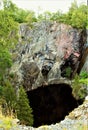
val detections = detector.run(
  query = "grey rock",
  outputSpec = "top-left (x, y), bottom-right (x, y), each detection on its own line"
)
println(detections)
top-left (10, 21), bottom-right (87, 91)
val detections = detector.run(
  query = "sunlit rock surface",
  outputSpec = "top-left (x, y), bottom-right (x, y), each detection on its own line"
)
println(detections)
top-left (11, 21), bottom-right (87, 91)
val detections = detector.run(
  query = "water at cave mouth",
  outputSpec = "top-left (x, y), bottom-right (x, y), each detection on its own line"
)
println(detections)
top-left (27, 83), bottom-right (78, 127)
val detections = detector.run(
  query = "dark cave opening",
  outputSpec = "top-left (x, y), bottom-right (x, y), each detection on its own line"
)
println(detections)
top-left (27, 83), bottom-right (78, 127)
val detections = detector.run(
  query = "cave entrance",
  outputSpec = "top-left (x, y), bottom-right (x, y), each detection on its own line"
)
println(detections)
top-left (27, 83), bottom-right (78, 127)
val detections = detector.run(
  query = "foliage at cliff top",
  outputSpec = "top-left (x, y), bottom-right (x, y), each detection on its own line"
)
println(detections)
top-left (37, 1), bottom-right (88, 29)
top-left (1, 0), bottom-right (88, 28)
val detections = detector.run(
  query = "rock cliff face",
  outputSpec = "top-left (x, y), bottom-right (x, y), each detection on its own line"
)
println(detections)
top-left (10, 21), bottom-right (87, 127)
top-left (11, 21), bottom-right (87, 91)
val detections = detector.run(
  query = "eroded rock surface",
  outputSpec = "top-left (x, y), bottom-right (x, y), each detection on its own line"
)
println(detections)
top-left (10, 21), bottom-right (87, 91)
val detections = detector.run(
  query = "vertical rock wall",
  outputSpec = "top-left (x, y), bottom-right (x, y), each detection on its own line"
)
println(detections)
top-left (10, 21), bottom-right (87, 91)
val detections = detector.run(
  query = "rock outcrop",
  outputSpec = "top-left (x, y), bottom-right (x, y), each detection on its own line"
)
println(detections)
top-left (10, 21), bottom-right (87, 91)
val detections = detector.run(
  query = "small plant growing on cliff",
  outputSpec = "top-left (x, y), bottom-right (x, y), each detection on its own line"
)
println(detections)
top-left (64, 67), bottom-right (72, 78)
top-left (72, 74), bottom-right (87, 100)
top-left (16, 86), bottom-right (34, 126)
top-left (79, 71), bottom-right (88, 85)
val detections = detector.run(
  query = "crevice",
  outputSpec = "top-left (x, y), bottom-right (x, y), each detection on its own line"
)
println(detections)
top-left (27, 83), bottom-right (79, 127)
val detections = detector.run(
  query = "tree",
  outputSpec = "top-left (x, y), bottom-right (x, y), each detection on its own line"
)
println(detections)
top-left (70, 4), bottom-right (87, 28)
top-left (3, 0), bottom-right (37, 23)
top-left (47, 1), bottom-right (88, 29)
top-left (1, 80), bottom-right (17, 116)
top-left (17, 86), bottom-right (34, 126)
top-left (50, 11), bottom-right (63, 21)
top-left (0, 48), bottom-right (12, 82)
top-left (0, 10), bottom-right (18, 49)
top-left (0, 1), bottom-right (18, 84)
top-left (65, 2), bottom-right (88, 28)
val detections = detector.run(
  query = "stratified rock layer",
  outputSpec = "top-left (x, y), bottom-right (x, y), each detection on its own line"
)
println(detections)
top-left (11, 21), bottom-right (87, 91)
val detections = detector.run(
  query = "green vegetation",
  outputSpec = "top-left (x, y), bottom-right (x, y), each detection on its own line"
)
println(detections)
top-left (0, 48), bottom-right (12, 82)
top-left (60, 1), bottom-right (88, 29)
top-left (0, 0), bottom-right (18, 85)
top-left (0, 84), bottom-right (34, 126)
top-left (16, 86), bottom-right (34, 126)
top-left (79, 71), bottom-right (88, 85)
top-left (0, 0), bottom-right (88, 127)
top-left (64, 2), bottom-right (87, 28)
top-left (72, 73), bottom-right (88, 100)
top-left (0, 104), bottom-right (18, 130)
top-left (1, 80), bottom-right (17, 116)
top-left (2, 0), bottom-right (37, 23)
top-left (0, 0), bottom-right (87, 83)
top-left (38, 1), bottom-right (88, 29)
top-left (64, 67), bottom-right (72, 78)
top-left (0, 114), bottom-right (18, 130)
